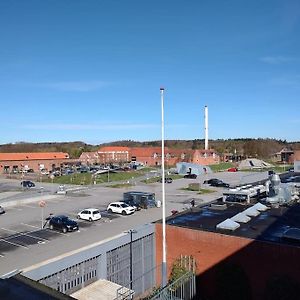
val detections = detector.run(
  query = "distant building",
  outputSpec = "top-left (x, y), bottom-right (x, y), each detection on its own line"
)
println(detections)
top-left (79, 146), bottom-right (220, 167)
top-left (97, 146), bottom-right (130, 164)
top-left (192, 149), bottom-right (220, 165)
top-left (0, 152), bottom-right (70, 174)
top-left (79, 152), bottom-right (99, 165)
top-left (272, 147), bottom-right (294, 163)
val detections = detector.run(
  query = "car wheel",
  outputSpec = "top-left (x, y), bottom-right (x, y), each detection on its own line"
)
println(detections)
top-left (62, 227), bottom-right (67, 233)
top-left (108, 209), bottom-right (113, 213)
top-left (49, 224), bottom-right (54, 230)
top-left (77, 215), bottom-right (80, 219)
top-left (122, 210), bottom-right (126, 215)
top-left (89, 217), bottom-right (92, 222)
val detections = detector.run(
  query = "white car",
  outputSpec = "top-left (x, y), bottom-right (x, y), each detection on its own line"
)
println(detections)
top-left (77, 208), bottom-right (101, 221)
top-left (107, 202), bottom-right (135, 215)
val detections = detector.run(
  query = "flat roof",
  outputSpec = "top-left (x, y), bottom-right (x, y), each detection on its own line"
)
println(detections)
top-left (166, 199), bottom-right (300, 247)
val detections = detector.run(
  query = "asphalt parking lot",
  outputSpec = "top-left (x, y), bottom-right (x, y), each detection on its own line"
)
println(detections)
top-left (0, 170), bottom-right (269, 276)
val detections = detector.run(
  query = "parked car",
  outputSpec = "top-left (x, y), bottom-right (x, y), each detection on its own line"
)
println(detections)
top-left (21, 180), bottom-right (35, 188)
top-left (157, 177), bottom-right (173, 183)
top-left (77, 208), bottom-right (101, 221)
top-left (203, 178), bottom-right (219, 185)
top-left (40, 169), bottom-right (49, 175)
top-left (210, 180), bottom-right (230, 188)
top-left (184, 174), bottom-right (197, 179)
top-left (49, 215), bottom-right (79, 233)
top-left (228, 167), bottom-right (238, 172)
top-left (107, 202), bottom-right (135, 215)
top-left (0, 206), bottom-right (5, 215)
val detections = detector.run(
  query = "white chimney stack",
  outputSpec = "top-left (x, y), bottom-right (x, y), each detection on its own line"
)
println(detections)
top-left (204, 105), bottom-right (208, 150)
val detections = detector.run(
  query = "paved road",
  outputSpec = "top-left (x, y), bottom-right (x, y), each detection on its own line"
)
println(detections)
top-left (0, 171), bottom-right (267, 276)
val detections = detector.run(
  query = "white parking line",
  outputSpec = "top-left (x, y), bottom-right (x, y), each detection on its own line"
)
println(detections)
top-left (1, 226), bottom-right (49, 242)
top-left (0, 238), bottom-right (28, 249)
top-left (1, 228), bottom-right (18, 233)
top-left (21, 223), bottom-right (40, 229)
top-left (44, 229), bottom-right (70, 237)
top-left (20, 204), bottom-right (38, 209)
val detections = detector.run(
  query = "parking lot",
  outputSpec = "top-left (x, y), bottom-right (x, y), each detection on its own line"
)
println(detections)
top-left (0, 170), bottom-right (269, 275)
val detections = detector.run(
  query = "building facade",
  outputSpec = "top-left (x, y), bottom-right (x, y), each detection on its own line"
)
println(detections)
top-left (0, 152), bottom-right (70, 174)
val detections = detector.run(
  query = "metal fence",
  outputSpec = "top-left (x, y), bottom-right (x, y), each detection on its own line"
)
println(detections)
top-left (146, 271), bottom-right (196, 300)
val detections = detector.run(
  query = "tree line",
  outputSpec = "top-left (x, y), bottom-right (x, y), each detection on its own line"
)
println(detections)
top-left (0, 138), bottom-right (299, 159)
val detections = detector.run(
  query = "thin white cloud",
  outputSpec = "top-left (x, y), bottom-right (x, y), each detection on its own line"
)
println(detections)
top-left (27, 80), bottom-right (112, 91)
top-left (260, 56), bottom-right (295, 64)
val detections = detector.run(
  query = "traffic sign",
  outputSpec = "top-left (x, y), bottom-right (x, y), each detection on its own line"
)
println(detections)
top-left (39, 200), bottom-right (46, 207)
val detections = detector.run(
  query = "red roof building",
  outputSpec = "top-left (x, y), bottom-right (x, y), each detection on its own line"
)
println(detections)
top-left (0, 152), bottom-right (70, 174)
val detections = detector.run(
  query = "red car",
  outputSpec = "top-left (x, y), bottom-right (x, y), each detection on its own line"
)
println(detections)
top-left (228, 167), bottom-right (238, 172)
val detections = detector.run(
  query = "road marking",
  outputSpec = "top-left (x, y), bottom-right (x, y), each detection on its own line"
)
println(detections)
top-left (44, 229), bottom-right (70, 237)
top-left (1, 228), bottom-right (18, 233)
top-left (20, 204), bottom-right (38, 209)
top-left (0, 253), bottom-right (4, 257)
top-left (0, 238), bottom-right (28, 249)
top-left (20, 232), bottom-right (49, 242)
top-left (21, 223), bottom-right (40, 229)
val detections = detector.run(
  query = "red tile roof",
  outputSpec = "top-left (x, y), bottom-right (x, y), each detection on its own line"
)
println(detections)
top-left (98, 146), bottom-right (130, 152)
top-left (0, 152), bottom-right (69, 161)
top-left (130, 147), bottom-right (164, 157)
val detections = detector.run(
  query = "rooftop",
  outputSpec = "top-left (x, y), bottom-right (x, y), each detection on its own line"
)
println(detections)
top-left (166, 199), bottom-right (300, 247)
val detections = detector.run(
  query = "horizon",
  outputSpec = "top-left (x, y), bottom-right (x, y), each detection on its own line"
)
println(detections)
top-left (1, 137), bottom-right (299, 148)
top-left (1, 0), bottom-right (299, 143)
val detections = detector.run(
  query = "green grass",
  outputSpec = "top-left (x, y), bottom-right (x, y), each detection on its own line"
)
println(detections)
top-left (106, 183), bottom-right (134, 188)
top-left (181, 183), bottom-right (215, 194)
top-left (181, 187), bottom-right (215, 194)
top-left (210, 162), bottom-right (234, 172)
top-left (142, 174), bottom-right (183, 184)
top-left (240, 165), bottom-right (293, 173)
top-left (44, 169), bottom-right (151, 185)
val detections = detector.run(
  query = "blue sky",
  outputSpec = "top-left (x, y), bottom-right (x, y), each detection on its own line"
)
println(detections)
top-left (0, 0), bottom-right (299, 144)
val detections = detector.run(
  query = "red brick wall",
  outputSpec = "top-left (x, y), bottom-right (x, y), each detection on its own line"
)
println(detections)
top-left (0, 159), bottom-right (70, 173)
top-left (156, 224), bottom-right (300, 299)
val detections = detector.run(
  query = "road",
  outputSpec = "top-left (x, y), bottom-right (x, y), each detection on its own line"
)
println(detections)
top-left (0, 171), bottom-right (267, 276)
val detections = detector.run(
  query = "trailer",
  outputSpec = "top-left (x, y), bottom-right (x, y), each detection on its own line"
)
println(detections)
top-left (123, 191), bottom-right (157, 209)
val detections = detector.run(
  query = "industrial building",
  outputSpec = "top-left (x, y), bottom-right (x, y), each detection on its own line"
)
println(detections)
top-left (155, 175), bottom-right (300, 300)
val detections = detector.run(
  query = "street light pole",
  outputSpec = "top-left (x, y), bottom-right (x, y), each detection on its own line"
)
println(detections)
top-left (160, 87), bottom-right (167, 287)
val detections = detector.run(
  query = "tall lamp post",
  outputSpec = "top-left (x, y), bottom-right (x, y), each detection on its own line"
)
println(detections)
top-left (160, 87), bottom-right (167, 287)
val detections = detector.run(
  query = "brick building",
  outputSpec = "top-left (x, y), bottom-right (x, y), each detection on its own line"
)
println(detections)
top-left (0, 152), bottom-right (70, 174)
top-left (79, 146), bottom-right (220, 167)
top-left (155, 202), bottom-right (300, 300)
top-left (97, 146), bottom-right (130, 164)
top-left (79, 152), bottom-right (100, 165)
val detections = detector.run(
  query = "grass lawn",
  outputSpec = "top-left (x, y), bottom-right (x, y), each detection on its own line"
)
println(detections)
top-left (181, 183), bottom-right (215, 194)
top-left (142, 174), bottom-right (183, 184)
top-left (44, 169), bottom-right (151, 185)
top-left (107, 183), bottom-right (135, 188)
top-left (210, 162), bottom-right (234, 172)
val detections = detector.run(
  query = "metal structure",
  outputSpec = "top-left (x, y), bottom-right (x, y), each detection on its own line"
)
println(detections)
top-left (23, 224), bottom-right (156, 297)
top-left (147, 271), bottom-right (196, 300)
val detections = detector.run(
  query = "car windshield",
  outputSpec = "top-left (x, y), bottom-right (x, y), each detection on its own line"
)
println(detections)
top-left (93, 210), bottom-right (100, 214)
top-left (61, 217), bottom-right (70, 223)
top-left (121, 203), bottom-right (129, 208)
